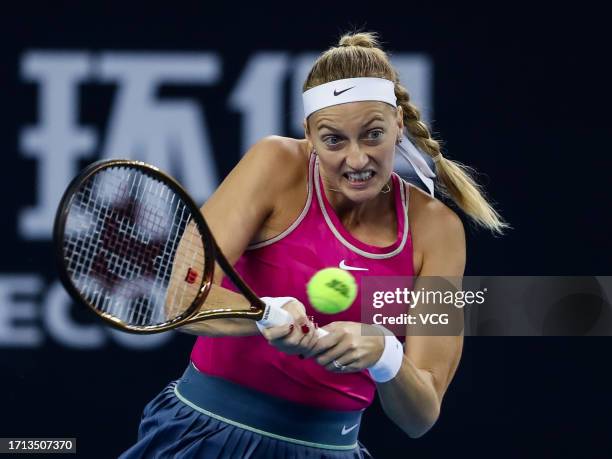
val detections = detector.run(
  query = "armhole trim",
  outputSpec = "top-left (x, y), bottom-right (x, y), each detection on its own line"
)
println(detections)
top-left (246, 153), bottom-right (315, 250)
top-left (402, 179), bottom-right (410, 217)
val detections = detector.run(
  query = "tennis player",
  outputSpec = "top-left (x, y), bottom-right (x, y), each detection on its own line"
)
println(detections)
top-left (119, 31), bottom-right (506, 458)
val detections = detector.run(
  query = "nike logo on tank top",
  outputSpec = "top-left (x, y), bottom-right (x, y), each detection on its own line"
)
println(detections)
top-left (191, 153), bottom-right (415, 411)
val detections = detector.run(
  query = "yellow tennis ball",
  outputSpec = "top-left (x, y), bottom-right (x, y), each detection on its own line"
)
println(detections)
top-left (307, 268), bottom-right (357, 314)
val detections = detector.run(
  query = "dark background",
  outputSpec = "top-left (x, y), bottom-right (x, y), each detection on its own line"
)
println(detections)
top-left (1, 3), bottom-right (611, 458)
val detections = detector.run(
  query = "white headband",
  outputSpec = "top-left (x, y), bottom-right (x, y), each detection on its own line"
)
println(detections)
top-left (303, 77), bottom-right (438, 197)
top-left (302, 77), bottom-right (397, 119)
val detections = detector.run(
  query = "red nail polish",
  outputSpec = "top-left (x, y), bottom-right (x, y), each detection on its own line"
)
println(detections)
top-left (301, 324), bottom-right (310, 334)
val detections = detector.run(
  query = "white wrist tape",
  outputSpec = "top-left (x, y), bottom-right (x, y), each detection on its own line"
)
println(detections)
top-left (256, 297), bottom-right (296, 334)
top-left (368, 325), bottom-right (404, 383)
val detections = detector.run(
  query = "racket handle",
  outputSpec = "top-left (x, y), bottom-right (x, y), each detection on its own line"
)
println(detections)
top-left (257, 298), bottom-right (328, 338)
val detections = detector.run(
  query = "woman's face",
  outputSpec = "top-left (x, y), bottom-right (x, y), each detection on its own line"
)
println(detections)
top-left (306, 101), bottom-right (403, 204)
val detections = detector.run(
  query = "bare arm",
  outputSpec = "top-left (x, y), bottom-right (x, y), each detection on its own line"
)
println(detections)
top-left (377, 196), bottom-right (466, 438)
top-left (174, 136), bottom-right (305, 337)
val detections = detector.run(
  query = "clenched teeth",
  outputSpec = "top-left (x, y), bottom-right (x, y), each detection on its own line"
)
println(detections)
top-left (345, 170), bottom-right (375, 182)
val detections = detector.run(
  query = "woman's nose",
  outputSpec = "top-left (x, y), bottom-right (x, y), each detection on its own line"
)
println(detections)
top-left (345, 142), bottom-right (369, 170)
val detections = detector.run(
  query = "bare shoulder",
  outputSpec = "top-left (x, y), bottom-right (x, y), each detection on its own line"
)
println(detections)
top-left (407, 183), bottom-right (466, 275)
top-left (242, 135), bottom-right (310, 187)
top-left (408, 185), bottom-right (464, 237)
top-left (249, 135), bottom-right (308, 158)
top-left (201, 136), bottom-right (310, 263)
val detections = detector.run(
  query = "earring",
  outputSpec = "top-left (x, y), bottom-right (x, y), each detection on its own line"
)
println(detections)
top-left (396, 137), bottom-right (402, 145)
top-left (381, 182), bottom-right (391, 194)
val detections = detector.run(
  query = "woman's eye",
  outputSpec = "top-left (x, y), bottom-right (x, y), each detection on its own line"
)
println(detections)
top-left (323, 136), bottom-right (341, 146)
top-left (367, 129), bottom-right (384, 140)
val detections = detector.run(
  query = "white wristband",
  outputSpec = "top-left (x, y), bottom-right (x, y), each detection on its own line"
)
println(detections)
top-left (256, 297), bottom-right (296, 334)
top-left (368, 325), bottom-right (404, 383)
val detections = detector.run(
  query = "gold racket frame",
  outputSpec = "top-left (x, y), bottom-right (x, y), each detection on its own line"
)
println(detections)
top-left (54, 159), bottom-right (266, 334)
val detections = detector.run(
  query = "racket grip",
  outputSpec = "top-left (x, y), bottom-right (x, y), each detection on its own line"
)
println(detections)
top-left (257, 297), bottom-right (328, 338)
top-left (257, 298), bottom-right (294, 328)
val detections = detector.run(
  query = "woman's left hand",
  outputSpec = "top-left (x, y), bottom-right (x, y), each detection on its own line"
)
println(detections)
top-left (303, 322), bottom-right (386, 373)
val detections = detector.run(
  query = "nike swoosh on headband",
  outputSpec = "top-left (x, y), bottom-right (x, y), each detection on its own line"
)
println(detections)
top-left (341, 423), bottom-right (359, 435)
top-left (333, 86), bottom-right (355, 96)
top-left (339, 260), bottom-right (368, 271)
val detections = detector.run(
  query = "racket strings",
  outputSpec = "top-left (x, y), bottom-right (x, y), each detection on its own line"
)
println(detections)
top-left (62, 166), bottom-right (206, 327)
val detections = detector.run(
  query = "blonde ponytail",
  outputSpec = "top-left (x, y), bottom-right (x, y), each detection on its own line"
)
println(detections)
top-left (395, 84), bottom-right (509, 234)
top-left (434, 157), bottom-right (509, 234)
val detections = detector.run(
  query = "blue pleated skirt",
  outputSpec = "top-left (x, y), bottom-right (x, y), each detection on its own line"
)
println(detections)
top-left (118, 364), bottom-right (374, 459)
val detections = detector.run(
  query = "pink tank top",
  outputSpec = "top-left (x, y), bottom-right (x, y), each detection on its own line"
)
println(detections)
top-left (191, 152), bottom-right (415, 411)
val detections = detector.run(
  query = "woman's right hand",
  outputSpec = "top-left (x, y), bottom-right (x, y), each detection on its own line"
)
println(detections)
top-left (259, 299), bottom-right (318, 356)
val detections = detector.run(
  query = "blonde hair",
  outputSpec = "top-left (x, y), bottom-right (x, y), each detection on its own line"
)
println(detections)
top-left (304, 32), bottom-right (509, 234)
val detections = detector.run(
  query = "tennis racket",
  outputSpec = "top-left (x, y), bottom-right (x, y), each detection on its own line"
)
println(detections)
top-left (54, 159), bottom-right (327, 336)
